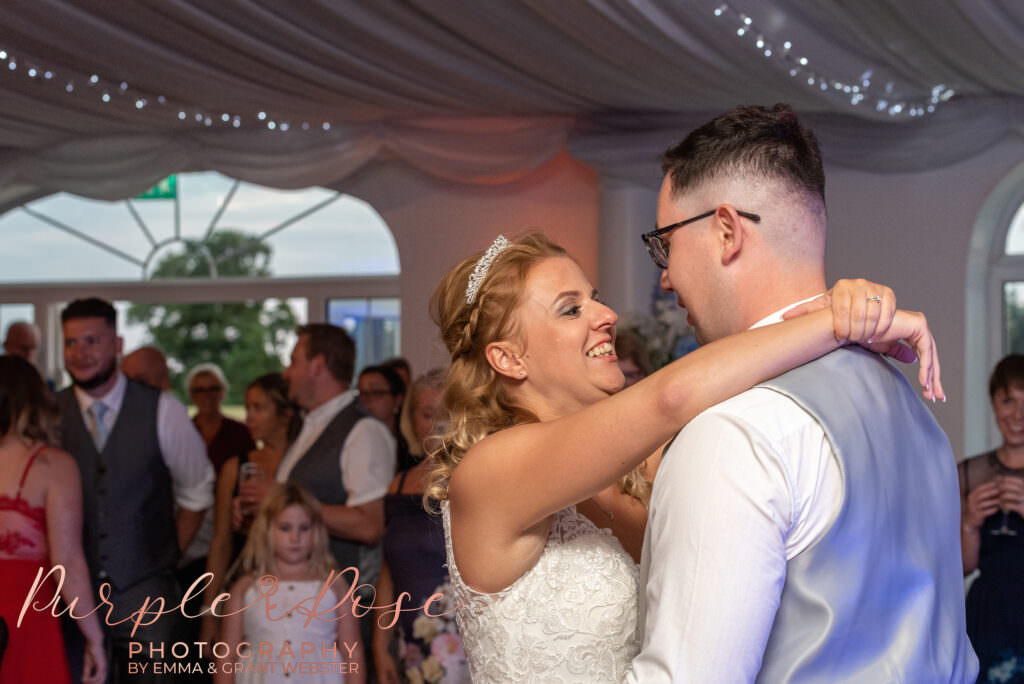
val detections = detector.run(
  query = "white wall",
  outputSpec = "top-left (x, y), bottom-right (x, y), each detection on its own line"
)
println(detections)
top-left (823, 140), bottom-right (1024, 458)
top-left (342, 150), bottom-right (600, 375)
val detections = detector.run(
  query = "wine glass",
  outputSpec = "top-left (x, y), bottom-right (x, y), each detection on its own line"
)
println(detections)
top-left (238, 461), bottom-right (265, 523)
top-left (991, 475), bottom-right (1019, 537)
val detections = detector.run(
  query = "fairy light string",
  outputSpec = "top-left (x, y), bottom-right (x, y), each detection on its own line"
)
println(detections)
top-left (2, 7), bottom-right (957, 127)
top-left (0, 47), bottom-right (333, 132)
top-left (711, 2), bottom-right (954, 117)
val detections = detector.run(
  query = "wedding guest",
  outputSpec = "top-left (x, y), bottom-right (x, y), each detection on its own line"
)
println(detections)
top-left (5, 321), bottom-right (56, 390)
top-left (56, 297), bottom-right (213, 684)
top-left (358, 364), bottom-right (413, 472)
top-left (382, 356), bottom-right (412, 388)
top-left (429, 232), bottom-right (941, 682)
top-left (3, 321), bottom-right (41, 365)
top-left (357, 365), bottom-right (405, 428)
top-left (0, 355), bottom-right (106, 684)
top-left (202, 373), bottom-right (300, 641)
top-left (187, 363), bottom-right (255, 475)
top-left (215, 483), bottom-right (365, 683)
top-left (373, 368), bottom-right (470, 684)
top-left (960, 353), bottom-right (1024, 683)
top-left (121, 346), bottom-right (172, 392)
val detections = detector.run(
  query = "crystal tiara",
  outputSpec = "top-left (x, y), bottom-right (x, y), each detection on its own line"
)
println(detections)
top-left (465, 235), bottom-right (511, 304)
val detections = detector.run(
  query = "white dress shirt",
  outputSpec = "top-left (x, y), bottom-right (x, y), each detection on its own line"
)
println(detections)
top-left (276, 389), bottom-right (396, 507)
top-left (626, 299), bottom-right (843, 683)
top-left (73, 371), bottom-right (215, 512)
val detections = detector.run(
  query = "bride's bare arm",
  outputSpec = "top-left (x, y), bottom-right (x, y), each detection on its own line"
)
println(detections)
top-left (450, 290), bottom-right (940, 543)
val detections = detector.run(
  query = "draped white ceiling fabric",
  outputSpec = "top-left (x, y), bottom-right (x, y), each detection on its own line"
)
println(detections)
top-left (1, 0), bottom-right (1023, 211)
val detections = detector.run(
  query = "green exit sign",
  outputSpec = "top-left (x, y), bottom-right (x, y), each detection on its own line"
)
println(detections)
top-left (137, 175), bottom-right (177, 199)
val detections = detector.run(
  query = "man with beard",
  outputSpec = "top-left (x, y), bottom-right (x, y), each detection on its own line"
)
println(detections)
top-left (56, 297), bottom-right (213, 684)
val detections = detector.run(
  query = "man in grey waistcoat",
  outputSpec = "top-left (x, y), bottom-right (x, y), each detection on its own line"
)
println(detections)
top-left (626, 105), bottom-right (977, 683)
top-left (57, 298), bottom-right (214, 683)
top-left (239, 323), bottom-right (395, 672)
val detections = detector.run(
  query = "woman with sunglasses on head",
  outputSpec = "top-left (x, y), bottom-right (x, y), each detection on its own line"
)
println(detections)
top-left (428, 232), bottom-right (942, 683)
top-left (186, 363), bottom-right (255, 475)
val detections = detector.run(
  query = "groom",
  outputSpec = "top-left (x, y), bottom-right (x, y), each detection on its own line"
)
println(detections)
top-left (626, 105), bottom-right (977, 682)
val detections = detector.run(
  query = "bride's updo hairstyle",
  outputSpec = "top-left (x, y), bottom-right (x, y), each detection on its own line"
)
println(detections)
top-left (426, 232), bottom-right (567, 503)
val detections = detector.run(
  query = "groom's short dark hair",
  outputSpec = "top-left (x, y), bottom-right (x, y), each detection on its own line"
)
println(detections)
top-left (662, 104), bottom-right (825, 207)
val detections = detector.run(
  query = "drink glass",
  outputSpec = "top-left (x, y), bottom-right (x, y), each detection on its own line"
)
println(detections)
top-left (238, 461), bottom-right (265, 521)
top-left (991, 475), bottom-right (1019, 537)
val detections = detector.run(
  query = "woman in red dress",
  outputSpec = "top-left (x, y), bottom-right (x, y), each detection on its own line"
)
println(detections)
top-left (0, 355), bottom-right (106, 684)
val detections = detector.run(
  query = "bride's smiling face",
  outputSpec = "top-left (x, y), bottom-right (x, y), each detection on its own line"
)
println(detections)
top-left (502, 256), bottom-right (624, 418)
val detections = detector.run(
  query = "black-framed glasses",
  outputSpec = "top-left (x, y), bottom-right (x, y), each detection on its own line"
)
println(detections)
top-left (641, 209), bottom-right (761, 269)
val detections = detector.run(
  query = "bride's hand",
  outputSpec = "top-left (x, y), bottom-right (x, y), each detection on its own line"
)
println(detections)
top-left (784, 278), bottom-right (896, 343)
top-left (783, 279), bottom-right (943, 401)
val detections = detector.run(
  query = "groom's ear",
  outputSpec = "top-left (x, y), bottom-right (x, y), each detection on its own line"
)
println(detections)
top-left (485, 341), bottom-right (527, 380)
top-left (714, 204), bottom-right (745, 266)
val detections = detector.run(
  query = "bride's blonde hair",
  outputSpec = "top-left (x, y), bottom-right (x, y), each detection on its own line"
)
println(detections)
top-left (425, 232), bottom-right (651, 507)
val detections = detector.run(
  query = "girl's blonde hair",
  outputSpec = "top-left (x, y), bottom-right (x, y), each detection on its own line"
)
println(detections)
top-left (238, 483), bottom-right (337, 579)
top-left (425, 232), bottom-right (652, 507)
top-left (399, 367), bottom-right (448, 457)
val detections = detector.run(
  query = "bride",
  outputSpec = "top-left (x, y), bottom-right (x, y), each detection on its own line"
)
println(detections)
top-left (426, 232), bottom-right (941, 682)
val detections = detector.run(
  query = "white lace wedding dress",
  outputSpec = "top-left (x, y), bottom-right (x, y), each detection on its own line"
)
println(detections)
top-left (442, 502), bottom-right (639, 683)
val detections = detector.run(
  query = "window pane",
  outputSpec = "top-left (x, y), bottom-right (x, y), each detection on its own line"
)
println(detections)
top-left (327, 298), bottom-right (401, 372)
top-left (1003, 202), bottom-right (1024, 254)
top-left (1004, 283), bottom-right (1024, 353)
top-left (0, 302), bottom-right (34, 331)
top-left (112, 298), bottom-right (307, 407)
top-left (0, 172), bottom-right (398, 282)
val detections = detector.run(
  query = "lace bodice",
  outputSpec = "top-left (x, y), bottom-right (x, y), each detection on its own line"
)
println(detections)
top-left (0, 446), bottom-right (48, 561)
top-left (442, 502), bottom-right (639, 683)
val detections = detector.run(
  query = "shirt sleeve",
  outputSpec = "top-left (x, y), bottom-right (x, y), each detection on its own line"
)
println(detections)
top-left (339, 417), bottom-right (396, 507)
top-left (156, 393), bottom-right (216, 511)
top-left (626, 410), bottom-right (793, 683)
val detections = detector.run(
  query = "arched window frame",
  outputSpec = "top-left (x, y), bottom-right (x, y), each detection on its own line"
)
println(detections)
top-left (966, 161), bottom-right (1024, 456)
top-left (0, 173), bottom-right (402, 381)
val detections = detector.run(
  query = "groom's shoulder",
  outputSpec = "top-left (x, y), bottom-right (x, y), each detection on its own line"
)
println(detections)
top-left (674, 387), bottom-right (820, 449)
top-left (695, 386), bottom-right (812, 427)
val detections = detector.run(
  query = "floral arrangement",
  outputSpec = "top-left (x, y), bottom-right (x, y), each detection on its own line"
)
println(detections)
top-left (618, 295), bottom-right (697, 370)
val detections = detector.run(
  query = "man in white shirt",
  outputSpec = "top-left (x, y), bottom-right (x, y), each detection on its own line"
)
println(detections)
top-left (58, 297), bottom-right (214, 684)
top-left (239, 322), bottom-right (395, 578)
top-left (626, 105), bottom-right (976, 682)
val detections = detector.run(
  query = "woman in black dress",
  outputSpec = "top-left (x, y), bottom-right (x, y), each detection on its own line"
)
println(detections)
top-left (960, 354), bottom-right (1024, 683)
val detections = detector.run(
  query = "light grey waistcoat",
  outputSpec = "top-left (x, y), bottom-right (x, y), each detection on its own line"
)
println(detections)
top-left (754, 347), bottom-right (977, 683)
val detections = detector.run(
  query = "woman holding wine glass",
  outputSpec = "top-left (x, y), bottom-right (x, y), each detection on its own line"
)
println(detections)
top-left (959, 353), bottom-right (1024, 683)
top-left (201, 372), bottom-right (301, 642)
